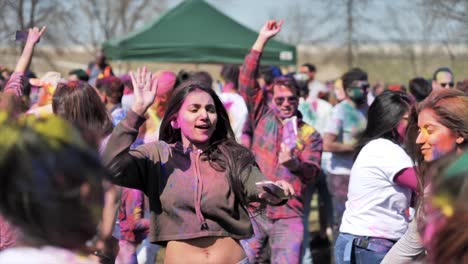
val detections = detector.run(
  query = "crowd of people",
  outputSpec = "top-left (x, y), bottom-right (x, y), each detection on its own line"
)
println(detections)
top-left (0, 19), bottom-right (467, 264)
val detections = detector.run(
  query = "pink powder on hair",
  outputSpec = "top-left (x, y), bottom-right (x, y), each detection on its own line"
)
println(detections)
top-left (155, 70), bottom-right (176, 96)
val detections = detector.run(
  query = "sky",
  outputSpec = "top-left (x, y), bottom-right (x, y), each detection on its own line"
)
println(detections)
top-left (170, 0), bottom-right (335, 41)
top-left (168, 0), bottom-right (290, 30)
top-left (167, 0), bottom-right (399, 45)
top-left (199, 0), bottom-right (310, 31)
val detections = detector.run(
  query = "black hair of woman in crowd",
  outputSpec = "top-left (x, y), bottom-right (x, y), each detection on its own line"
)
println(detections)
top-left (409, 77), bottom-right (432, 103)
top-left (354, 90), bottom-right (411, 159)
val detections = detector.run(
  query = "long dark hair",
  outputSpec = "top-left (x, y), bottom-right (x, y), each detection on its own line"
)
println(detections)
top-left (0, 115), bottom-right (106, 250)
top-left (159, 80), bottom-right (255, 207)
top-left (354, 90), bottom-right (411, 159)
top-left (52, 81), bottom-right (113, 144)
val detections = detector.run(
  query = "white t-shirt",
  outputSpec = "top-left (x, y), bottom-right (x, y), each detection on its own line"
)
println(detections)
top-left (298, 97), bottom-right (333, 169)
top-left (218, 92), bottom-right (248, 142)
top-left (307, 79), bottom-right (328, 99)
top-left (324, 100), bottom-right (366, 175)
top-left (0, 246), bottom-right (97, 264)
top-left (340, 138), bottom-right (413, 240)
top-left (298, 97), bottom-right (333, 135)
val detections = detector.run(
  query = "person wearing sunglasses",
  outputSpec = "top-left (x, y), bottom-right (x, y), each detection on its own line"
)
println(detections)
top-left (432, 67), bottom-right (454, 90)
top-left (238, 20), bottom-right (323, 264)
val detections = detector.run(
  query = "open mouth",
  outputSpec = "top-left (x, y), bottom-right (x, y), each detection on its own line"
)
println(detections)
top-left (195, 124), bottom-right (211, 130)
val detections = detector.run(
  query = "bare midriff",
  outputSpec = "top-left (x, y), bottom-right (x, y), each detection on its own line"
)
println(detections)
top-left (164, 236), bottom-right (246, 264)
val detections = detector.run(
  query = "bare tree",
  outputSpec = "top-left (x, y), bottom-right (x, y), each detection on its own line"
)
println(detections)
top-left (423, 0), bottom-right (468, 65)
top-left (0, 0), bottom-right (73, 70)
top-left (424, 0), bottom-right (468, 24)
top-left (267, 1), bottom-right (338, 46)
top-left (324, 0), bottom-right (372, 68)
top-left (0, 0), bottom-right (66, 43)
top-left (0, 0), bottom-right (168, 72)
top-left (379, 2), bottom-right (439, 76)
top-left (345, 0), bottom-right (354, 68)
top-left (63, 0), bottom-right (168, 55)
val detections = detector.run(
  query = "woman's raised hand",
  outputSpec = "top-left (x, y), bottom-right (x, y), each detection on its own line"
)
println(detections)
top-left (130, 67), bottom-right (158, 116)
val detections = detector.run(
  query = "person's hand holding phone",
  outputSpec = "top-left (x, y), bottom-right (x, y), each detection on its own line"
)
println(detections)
top-left (16, 26), bottom-right (46, 45)
top-left (257, 180), bottom-right (295, 205)
top-left (10, 26), bottom-right (47, 78)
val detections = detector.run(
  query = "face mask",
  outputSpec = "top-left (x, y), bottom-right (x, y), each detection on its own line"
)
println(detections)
top-left (347, 86), bottom-right (367, 105)
top-left (294, 73), bottom-right (308, 82)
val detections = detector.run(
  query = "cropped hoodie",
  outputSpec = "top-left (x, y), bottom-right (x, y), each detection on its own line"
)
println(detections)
top-left (102, 110), bottom-right (269, 245)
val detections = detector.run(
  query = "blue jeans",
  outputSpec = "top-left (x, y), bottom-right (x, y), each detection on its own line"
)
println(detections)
top-left (241, 215), bottom-right (304, 264)
top-left (137, 238), bottom-right (159, 264)
top-left (335, 233), bottom-right (393, 264)
top-left (326, 173), bottom-right (350, 241)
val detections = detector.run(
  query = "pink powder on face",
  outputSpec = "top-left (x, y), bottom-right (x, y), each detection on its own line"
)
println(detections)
top-left (417, 109), bottom-right (459, 162)
top-left (176, 90), bottom-right (218, 148)
top-left (397, 119), bottom-right (408, 141)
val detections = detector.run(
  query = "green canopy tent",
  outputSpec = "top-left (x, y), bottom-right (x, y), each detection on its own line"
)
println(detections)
top-left (103, 0), bottom-right (296, 65)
